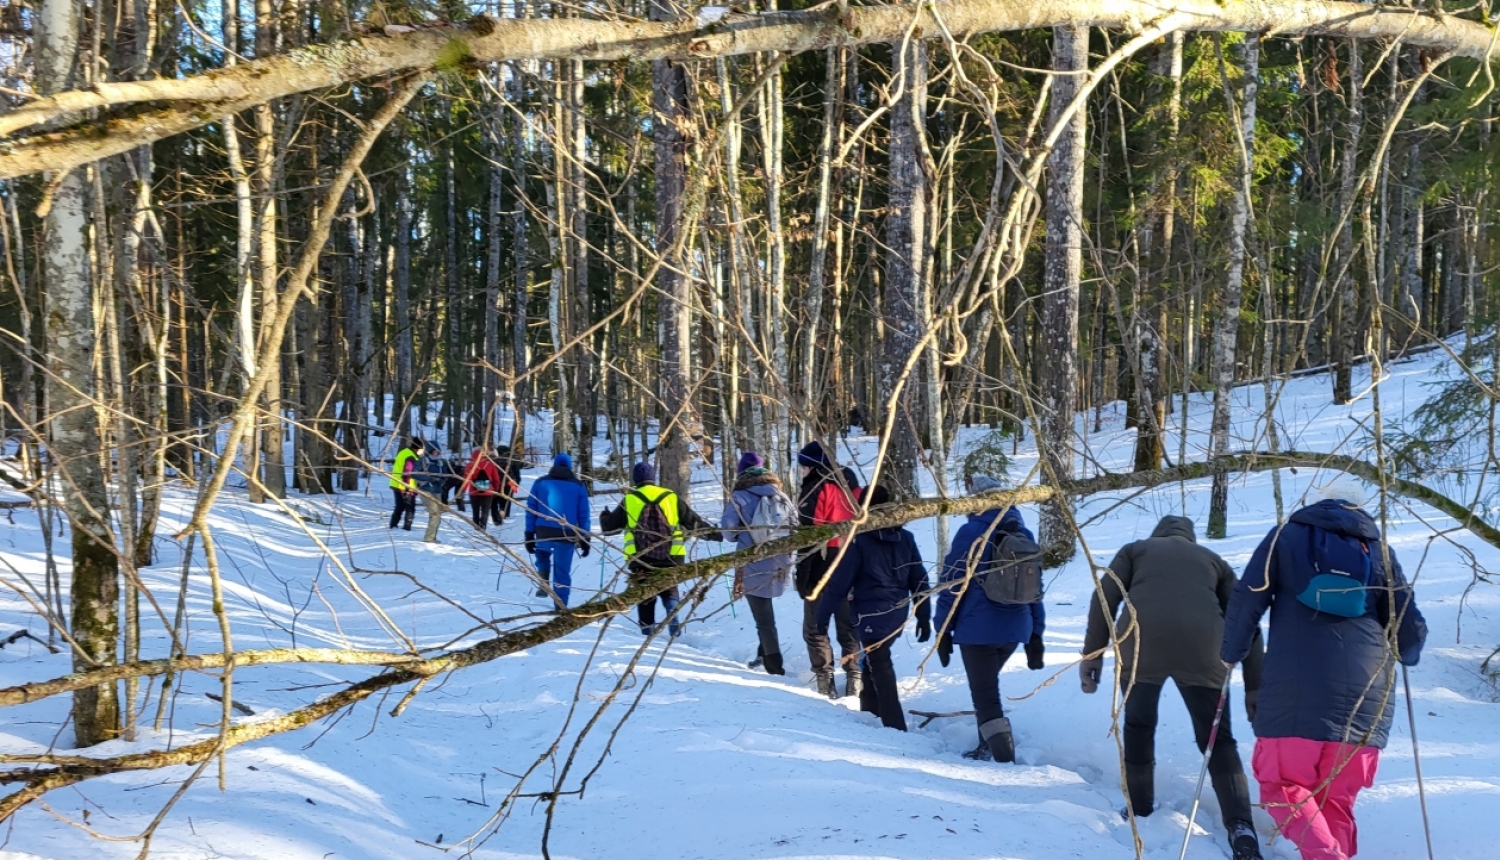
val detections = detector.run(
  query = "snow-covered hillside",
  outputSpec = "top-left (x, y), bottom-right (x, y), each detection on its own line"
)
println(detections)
top-left (2, 348), bottom-right (1497, 860)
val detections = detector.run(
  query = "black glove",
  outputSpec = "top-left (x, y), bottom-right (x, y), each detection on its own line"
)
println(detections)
top-left (1245, 689), bottom-right (1259, 723)
top-left (915, 616), bottom-right (932, 643)
top-left (937, 631), bottom-right (953, 668)
top-left (1080, 656), bottom-right (1103, 694)
top-left (1025, 633), bottom-right (1045, 671)
top-left (524, 533), bottom-right (537, 555)
top-left (578, 540), bottom-right (591, 558)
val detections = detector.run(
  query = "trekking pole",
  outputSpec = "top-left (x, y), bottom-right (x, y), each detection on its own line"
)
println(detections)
top-left (1403, 665), bottom-right (1436, 860)
top-left (1178, 672), bottom-right (1233, 860)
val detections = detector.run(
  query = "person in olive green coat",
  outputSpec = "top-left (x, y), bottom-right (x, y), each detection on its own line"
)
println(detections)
top-left (1080, 515), bottom-right (1265, 860)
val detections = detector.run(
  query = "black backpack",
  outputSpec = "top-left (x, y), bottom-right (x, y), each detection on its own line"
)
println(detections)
top-left (630, 490), bottom-right (678, 564)
top-left (979, 528), bottom-right (1044, 605)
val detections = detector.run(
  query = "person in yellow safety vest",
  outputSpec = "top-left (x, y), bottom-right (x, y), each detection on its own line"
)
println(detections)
top-left (388, 437), bottom-right (422, 531)
top-left (601, 461), bottom-right (719, 638)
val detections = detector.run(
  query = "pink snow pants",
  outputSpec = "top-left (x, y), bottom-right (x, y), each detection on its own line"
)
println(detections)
top-left (1252, 737), bottom-right (1380, 860)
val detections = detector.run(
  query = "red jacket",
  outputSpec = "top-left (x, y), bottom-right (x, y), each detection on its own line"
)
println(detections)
top-left (462, 452), bottom-right (502, 496)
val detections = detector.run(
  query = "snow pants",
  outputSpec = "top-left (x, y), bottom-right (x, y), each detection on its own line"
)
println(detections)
top-left (1252, 737), bottom-right (1379, 860)
top-left (801, 599), bottom-right (860, 678)
top-left (1123, 681), bottom-right (1254, 831)
top-left (629, 560), bottom-right (682, 637)
top-left (388, 488), bottom-right (416, 530)
top-left (959, 642), bottom-right (1018, 746)
top-left (470, 495), bottom-right (496, 530)
top-left (535, 540), bottom-right (575, 606)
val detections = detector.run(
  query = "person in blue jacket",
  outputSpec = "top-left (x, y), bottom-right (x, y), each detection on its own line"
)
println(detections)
top-left (1221, 483), bottom-right (1426, 860)
top-left (815, 484), bottom-right (931, 731)
top-left (524, 453), bottom-right (592, 607)
top-left (935, 474), bottom-right (1045, 763)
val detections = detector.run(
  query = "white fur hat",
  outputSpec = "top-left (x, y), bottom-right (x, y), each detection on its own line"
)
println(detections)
top-left (1313, 477), bottom-right (1368, 507)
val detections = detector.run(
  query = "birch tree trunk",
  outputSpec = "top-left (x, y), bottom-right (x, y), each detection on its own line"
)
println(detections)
top-left (39, 0), bottom-right (121, 746)
top-left (1207, 34), bottom-right (1259, 539)
top-left (1038, 24), bottom-right (1087, 565)
top-left (879, 33), bottom-right (928, 499)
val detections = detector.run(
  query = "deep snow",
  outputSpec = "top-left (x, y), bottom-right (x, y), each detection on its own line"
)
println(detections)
top-left (2, 347), bottom-right (1498, 860)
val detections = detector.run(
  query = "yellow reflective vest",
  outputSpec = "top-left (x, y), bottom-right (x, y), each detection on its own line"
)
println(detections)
top-left (390, 447), bottom-right (418, 490)
top-left (622, 484), bottom-right (685, 559)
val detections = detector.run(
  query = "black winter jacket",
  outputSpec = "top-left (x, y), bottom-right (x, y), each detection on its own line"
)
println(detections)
top-left (815, 527), bottom-right (931, 645)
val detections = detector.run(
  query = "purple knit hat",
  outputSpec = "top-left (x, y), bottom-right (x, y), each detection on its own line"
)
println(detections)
top-left (631, 461), bottom-right (657, 485)
top-left (737, 451), bottom-right (765, 473)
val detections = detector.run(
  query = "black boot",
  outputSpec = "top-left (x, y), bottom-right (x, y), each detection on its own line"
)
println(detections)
top-left (962, 742), bottom-right (994, 761)
top-left (1124, 760), bottom-right (1155, 819)
top-left (1228, 822), bottom-right (1262, 860)
top-left (980, 717), bottom-right (1015, 763)
top-left (816, 673), bottom-right (837, 699)
top-left (763, 652), bottom-right (785, 676)
top-left (844, 670), bottom-right (863, 699)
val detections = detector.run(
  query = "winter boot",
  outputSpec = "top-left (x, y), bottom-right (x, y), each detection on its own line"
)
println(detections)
top-left (762, 652), bottom-right (786, 676)
top-left (1228, 822), bottom-right (1262, 860)
top-left (535, 586), bottom-right (549, 598)
top-left (748, 645), bottom-right (765, 670)
top-left (815, 673), bottom-right (838, 699)
top-left (1123, 760), bottom-right (1155, 819)
top-left (962, 742), bottom-right (994, 762)
top-left (980, 717), bottom-right (1015, 763)
top-left (858, 675), bottom-right (879, 715)
top-left (843, 670), bottom-right (863, 699)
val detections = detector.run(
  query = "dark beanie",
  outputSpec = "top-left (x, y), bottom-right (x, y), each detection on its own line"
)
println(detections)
top-left (797, 441), bottom-right (829, 469)
top-left (737, 451), bottom-right (765, 473)
top-left (632, 461), bottom-right (657, 485)
top-left (867, 484), bottom-right (892, 507)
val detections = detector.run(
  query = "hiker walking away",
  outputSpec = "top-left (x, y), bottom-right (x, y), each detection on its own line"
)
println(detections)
top-left (491, 444), bottom-right (524, 523)
top-left (935, 475), bottom-right (1046, 763)
top-left (464, 446), bottom-right (503, 531)
top-left (1081, 515), bottom-right (1264, 860)
top-left (601, 461), bottom-right (718, 639)
top-left (523, 453), bottom-right (592, 606)
top-left (442, 448), bottom-right (466, 512)
top-left (388, 437), bottom-right (421, 531)
top-left (416, 443), bottom-right (448, 543)
top-left (1221, 484), bottom-right (1427, 860)
top-left (717, 451), bottom-right (795, 675)
top-left (795, 441), bottom-right (862, 699)
top-left (815, 484), bottom-right (930, 731)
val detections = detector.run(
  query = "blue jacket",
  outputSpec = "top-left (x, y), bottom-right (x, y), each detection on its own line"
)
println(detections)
top-left (1221, 499), bottom-right (1427, 749)
top-left (936, 508), bottom-right (1044, 646)
top-left (525, 461), bottom-right (592, 544)
top-left (816, 527), bottom-right (931, 645)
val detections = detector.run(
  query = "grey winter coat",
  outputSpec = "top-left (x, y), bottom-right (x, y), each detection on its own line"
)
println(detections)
top-left (1085, 516), bottom-right (1263, 691)
top-left (716, 469), bottom-right (794, 599)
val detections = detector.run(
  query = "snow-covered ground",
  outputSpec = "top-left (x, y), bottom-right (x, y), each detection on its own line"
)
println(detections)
top-left (2, 347), bottom-right (1498, 860)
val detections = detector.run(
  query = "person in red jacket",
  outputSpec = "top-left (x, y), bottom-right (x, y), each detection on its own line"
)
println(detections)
top-left (463, 446), bottom-right (503, 531)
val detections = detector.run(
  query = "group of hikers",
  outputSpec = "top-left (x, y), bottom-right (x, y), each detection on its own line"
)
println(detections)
top-left (386, 437), bottom-right (523, 541)
top-left (387, 435), bottom-right (1427, 860)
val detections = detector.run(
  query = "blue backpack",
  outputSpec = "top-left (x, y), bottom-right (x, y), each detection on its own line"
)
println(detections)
top-left (1296, 526), bottom-right (1375, 617)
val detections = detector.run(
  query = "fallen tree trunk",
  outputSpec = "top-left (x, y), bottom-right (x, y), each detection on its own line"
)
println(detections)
top-left (1, 1), bottom-right (1495, 179)
top-left (0, 448), bottom-right (1489, 815)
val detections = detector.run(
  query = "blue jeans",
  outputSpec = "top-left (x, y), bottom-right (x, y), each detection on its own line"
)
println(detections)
top-left (535, 540), bottom-right (576, 606)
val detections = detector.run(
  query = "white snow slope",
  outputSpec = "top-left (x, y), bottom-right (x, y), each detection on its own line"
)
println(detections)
top-left (2, 347), bottom-right (1498, 860)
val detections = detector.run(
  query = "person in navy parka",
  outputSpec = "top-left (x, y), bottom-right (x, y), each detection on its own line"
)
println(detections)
top-left (815, 484), bottom-right (931, 731)
top-left (1221, 484), bottom-right (1427, 860)
top-left (523, 453), bottom-right (592, 607)
top-left (935, 475), bottom-right (1045, 762)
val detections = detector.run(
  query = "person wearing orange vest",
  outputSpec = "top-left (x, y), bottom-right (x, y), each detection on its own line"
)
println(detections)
top-left (794, 441), bottom-right (862, 699)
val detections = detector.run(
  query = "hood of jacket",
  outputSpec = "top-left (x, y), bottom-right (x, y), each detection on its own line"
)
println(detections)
top-left (1288, 498), bottom-right (1381, 540)
top-left (968, 505), bottom-right (1027, 534)
top-left (1150, 515), bottom-right (1197, 542)
top-left (868, 526), bottom-right (905, 543)
top-left (546, 462), bottom-right (580, 483)
top-left (733, 468), bottom-right (782, 493)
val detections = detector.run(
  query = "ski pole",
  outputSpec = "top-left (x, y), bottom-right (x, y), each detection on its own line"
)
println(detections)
top-left (1178, 671), bottom-right (1232, 860)
top-left (1403, 664), bottom-right (1436, 860)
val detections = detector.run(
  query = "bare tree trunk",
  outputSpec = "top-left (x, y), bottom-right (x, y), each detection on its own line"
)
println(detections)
top-left (39, 0), bottom-right (120, 746)
top-left (760, 44), bottom-right (789, 474)
top-left (1038, 24), bottom-right (1087, 565)
top-left (571, 57), bottom-right (595, 474)
top-left (484, 78), bottom-right (504, 447)
top-left (394, 169), bottom-right (416, 436)
top-left (1208, 34), bottom-right (1258, 539)
top-left (509, 64), bottom-right (531, 453)
top-left (801, 47), bottom-right (842, 440)
top-left (444, 115), bottom-right (463, 452)
top-left (546, 71), bottom-right (574, 458)
top-left (879, 33), bottom-right (927, 499)
top-left (1332, 40), bottom-right (1362, 405)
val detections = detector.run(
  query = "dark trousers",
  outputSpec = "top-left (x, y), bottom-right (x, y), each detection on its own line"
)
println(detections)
top-left (802, 599), bottom-right (860, 677)
top-left (631, 560), bottom-right (682, 635)
top-left (442, 477), bottom-right (465, 510)
top-left (494, 489), bottom-right (513, 518)
top-left (960, 642), bottom-right (1018, 742)
top-left (746, 594), bottom-right (781, 658)
top-left (1123, 681), bottom-right (1254, 830)
top-left (388, 488), bottom-right (415, 530)
top-left (863, 642), bottom-right (906, 731)
top-left (471, 495), bottom-right (496, 530)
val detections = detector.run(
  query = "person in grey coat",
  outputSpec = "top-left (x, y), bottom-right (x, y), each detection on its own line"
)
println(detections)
top-left (1081, 515), bottom-right (1266, 860)
top-left (717, 452), bottom-right (795, 675)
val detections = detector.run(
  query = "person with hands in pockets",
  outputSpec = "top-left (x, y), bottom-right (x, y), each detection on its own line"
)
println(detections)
top-left (934, 475), bottom-right (1046, 763)
top-left (1083, 515), bottom-right (1264, 860)
top-left (814, 484), bottom-right (931, 731)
